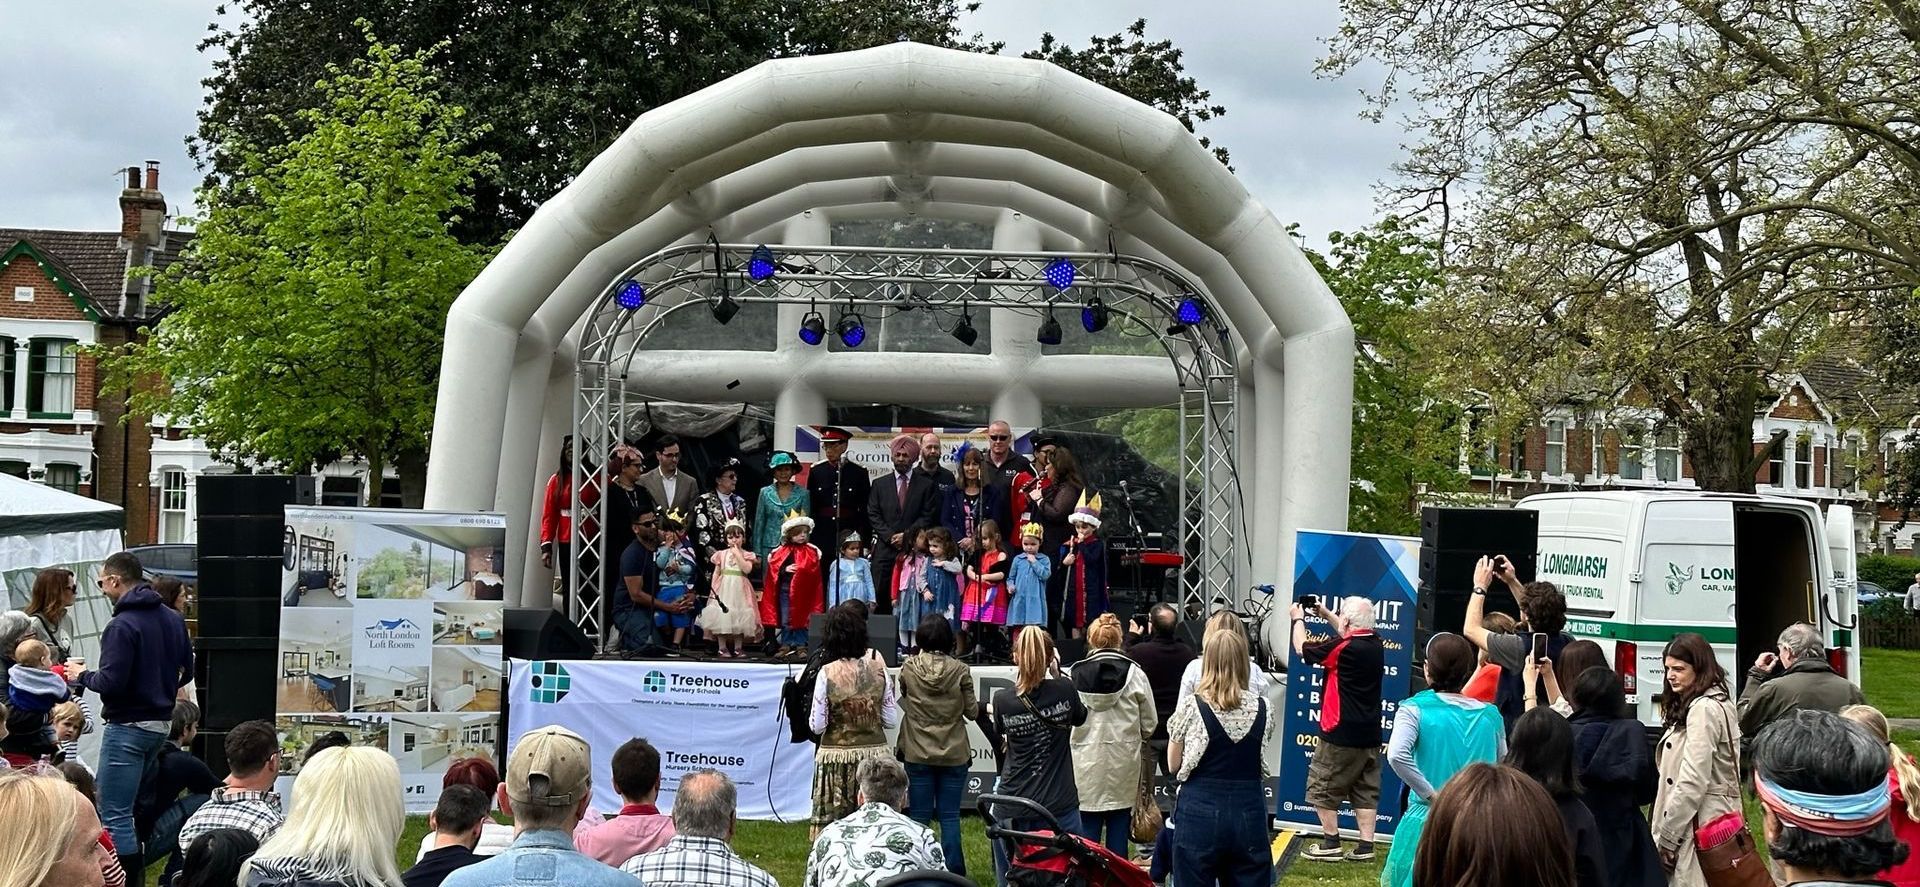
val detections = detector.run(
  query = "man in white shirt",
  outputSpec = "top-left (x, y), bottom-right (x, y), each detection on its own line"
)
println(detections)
top-left (1905, 572), bottom-right (1920, 615)
top-left (639, 434), bottom-right (699, 516)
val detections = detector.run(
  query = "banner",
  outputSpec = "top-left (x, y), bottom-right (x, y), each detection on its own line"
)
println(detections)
top-left (795, 425), bottom-right (1035, 477)
top-left (275, 507), bottom-right (507, 812)
top-left (1277, 530), bottom-right (1418, 837)
top-left (506, 658), bottom-right (1291, 820)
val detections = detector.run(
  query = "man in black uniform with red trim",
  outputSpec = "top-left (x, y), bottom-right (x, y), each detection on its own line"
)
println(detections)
top-left (806, 426), bottom-right (873, 605)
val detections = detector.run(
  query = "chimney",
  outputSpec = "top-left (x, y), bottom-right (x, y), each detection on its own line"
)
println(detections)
top-left (119, 160), bottom-right (167, 248)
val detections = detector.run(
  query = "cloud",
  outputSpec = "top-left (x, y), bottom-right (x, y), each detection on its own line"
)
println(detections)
top-left (0, 0), bottom-right (1409, 246)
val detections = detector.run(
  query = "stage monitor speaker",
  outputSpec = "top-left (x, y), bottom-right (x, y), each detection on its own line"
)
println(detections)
top-left (868, 616), bottom-right (898, 667)
top-left (1421, 506), bottom-right (1540, 553)
top-left (197, 474), bottom-right (318, 518)
top-left (1057, 636), bottom-right (1088, 667)
top-left (504, 608), bottom-right (595, 661)
top-left (193, 640), bottom-right (275, 731)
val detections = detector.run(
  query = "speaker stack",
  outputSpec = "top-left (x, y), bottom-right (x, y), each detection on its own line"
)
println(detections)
top-left (191, 474), bottom-right (315, 773)
top-left (1415, 507), bottom-right (1539, 682)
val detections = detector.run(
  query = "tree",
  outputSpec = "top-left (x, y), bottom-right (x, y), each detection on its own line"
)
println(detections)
top-left (194, 1), bottom-right (999, 244)
top-left (1301, 219), bottom-right (1468, 534)
top-left (1024, 18), bottom-right (1230, 166)
top-left (1321, 0), bottom-right (1920, 492)
top-left (100, 32), bottom-right (493, 504)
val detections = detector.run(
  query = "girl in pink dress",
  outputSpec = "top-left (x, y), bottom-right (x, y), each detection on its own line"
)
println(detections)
top-left (961, 520), bottom-right (1009, 654)
top-left (697, 519), bottom-right (760, 657)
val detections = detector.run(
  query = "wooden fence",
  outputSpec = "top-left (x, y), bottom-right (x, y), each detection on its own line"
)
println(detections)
top-left (1861, 614), bottom-right (1920, 649)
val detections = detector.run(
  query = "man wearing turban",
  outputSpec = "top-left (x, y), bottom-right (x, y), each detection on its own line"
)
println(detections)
top-left (867, 433), bottom-right (939, 617)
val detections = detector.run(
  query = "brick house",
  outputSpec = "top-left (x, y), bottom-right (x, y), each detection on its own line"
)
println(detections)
top-left (1458, 353), bottom-right (1920, 553)
top-left (2, 163), bottom-right (398, 545)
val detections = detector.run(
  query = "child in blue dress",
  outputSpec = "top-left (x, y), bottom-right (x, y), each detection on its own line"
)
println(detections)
top-left (1005, 521), bottom-right (1052, 630)
top-left (922, 526), bottom-right (964, 633)
top-left (653, 510), bottom-right (696, 647)
top-left (828, 531), bottom-right (876, 607)
top-left (894, 527), bottom-right (929, 650)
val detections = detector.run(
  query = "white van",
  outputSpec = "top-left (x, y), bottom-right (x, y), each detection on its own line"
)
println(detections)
top-left (1514, 491), bottom-right (1862, 727)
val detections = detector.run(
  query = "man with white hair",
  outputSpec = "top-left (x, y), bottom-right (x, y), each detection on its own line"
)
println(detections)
top-left (803, 758), bottom-right (943, 886)
top-left (622, 769), bottom-right (778, 887)
top-left (1289, 594), bottom-right (1384, 861)
top-left (1739, 622), bottom-right (1863, 740)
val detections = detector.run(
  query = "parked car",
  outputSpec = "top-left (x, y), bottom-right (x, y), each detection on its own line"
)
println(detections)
top-left (126, 543), bottom-right (197, 585)
top-left (1858, 580), bottom-right (1891, 606)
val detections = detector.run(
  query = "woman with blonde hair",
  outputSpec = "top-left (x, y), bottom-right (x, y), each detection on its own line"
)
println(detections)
top-left (1177, 609), bottom-right (1271, 699)
top-left (0, 768), bottom-right (107, 887)
top-left (1841, 703), bottom-right (1920, 886)
top-left (241, 746), bottom-right (406, 887)
top-left (1069, 613), bottom-right (1155, 857)
top-left (1167, 630), bottom-right (1272, 886)
top-left (990, 626), bottom-right (1088, 883)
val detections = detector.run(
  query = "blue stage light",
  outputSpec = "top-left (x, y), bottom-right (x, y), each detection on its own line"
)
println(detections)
top-left (747, 245), bottom-right (778, 282)
top-left (1175, 295), bottom-right (1206, 325)
top-left (836, 313), bottom-right (866, 348)
top-left (1081, 298), bottom-right (1110, 333)
top-left (615, 281), bottom-right (646, 309)
top-left (1044, 257), bottom-right (1076, 290)
top-left (798, 311), bottom-right (826, 346)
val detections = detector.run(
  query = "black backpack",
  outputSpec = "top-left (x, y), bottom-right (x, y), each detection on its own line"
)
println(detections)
top-left (781, 650), bottom-right (827, 744)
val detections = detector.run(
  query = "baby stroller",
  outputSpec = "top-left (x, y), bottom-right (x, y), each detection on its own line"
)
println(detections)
top-left (979, 793), bottom-right (1156, 887)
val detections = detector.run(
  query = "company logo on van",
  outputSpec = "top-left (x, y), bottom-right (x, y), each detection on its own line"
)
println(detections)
top-left (1666, 564), bottom-right (1694, 595)
top-left (1541, 553), bottom-right (1609, 580)
top-left (1665, 563), bottom-right (1735, 596)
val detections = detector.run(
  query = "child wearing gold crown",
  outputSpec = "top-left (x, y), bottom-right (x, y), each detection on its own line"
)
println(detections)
top-left (698, 517), bottom-right (760, 657)
top-left (653, 509), bottom-right (697, 648)
top-left (762, 508), bottom-right (824, 658)
top-left (1006, 521), bottom-right (1053, 632)
top-left (1061, 490), bottom-right (1109, 638)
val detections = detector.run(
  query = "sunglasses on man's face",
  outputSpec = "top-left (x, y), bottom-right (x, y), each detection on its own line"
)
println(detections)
top-left (636, 519), bottom-right (658, 528)
top-left (988, 434), bottom-right (1010, 441)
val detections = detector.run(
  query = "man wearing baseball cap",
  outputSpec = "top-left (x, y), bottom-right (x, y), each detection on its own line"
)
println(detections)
top-left (442, 726), bottom-right (633, 887)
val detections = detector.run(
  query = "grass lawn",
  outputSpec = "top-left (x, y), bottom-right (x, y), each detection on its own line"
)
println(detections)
top-left (1864, 646), bottom-right (1920, 719)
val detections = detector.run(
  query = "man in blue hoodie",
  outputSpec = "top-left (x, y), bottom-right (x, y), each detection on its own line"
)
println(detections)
top-left (77, 550), bottom-right (194, 878)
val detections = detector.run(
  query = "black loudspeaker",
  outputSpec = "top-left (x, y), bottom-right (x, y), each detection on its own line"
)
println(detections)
top-left (1177, 618), bottom-right (1208, 651)
top-left (868, 616), bottom-right (898, 667)
top-left (194, 640), bottom-right (275, 731)
top-left (197, 515), bottom-right (289, 559)
top-left (504, 607), bottom-right (595, 660)
top-left (1057, 636), bottom-right (1088, 666)
top-left (1416, 506), bottom-right (1539, 661)
top-left (197, 474), bottom-right (317, 517)
top-left (1421, 506), bottom-right (1540, 553)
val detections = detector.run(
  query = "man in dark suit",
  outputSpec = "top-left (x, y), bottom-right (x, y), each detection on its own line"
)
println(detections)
top-left (806, 426), bottom-right (871, 561)
top-left (636, 434), bottom-right (699, 517)
top-left (869, 433), bottom-right (939, 617)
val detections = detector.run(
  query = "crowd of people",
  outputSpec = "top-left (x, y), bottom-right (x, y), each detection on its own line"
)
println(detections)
top-left (11, 529), bottom-right (1920, 887)
top-left (541, 423), bottom-right (1114, 660)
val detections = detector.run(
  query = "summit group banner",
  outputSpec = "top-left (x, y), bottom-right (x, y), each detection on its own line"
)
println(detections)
top-left (1276, 529), bottom-right (1418, 837)
top-left (508, 659), bottom-right (815, 821)
top-left (274, 507), bottom-right (507, 812)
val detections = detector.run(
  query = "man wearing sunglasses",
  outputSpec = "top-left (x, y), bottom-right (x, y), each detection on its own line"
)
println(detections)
top-left (77, 550), bottom-right (194, 879)
top-left (980, 421), bottom-right (1033, 491)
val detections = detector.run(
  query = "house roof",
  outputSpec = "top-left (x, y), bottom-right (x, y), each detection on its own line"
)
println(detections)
top-left (0, 226), bottom-right (193, 319)
top-left (1799, 351), bottom-right (1916, 424)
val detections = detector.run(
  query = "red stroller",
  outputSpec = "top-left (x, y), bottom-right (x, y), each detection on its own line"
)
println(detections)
top-left (978, 793), bottom-right (1156, 887)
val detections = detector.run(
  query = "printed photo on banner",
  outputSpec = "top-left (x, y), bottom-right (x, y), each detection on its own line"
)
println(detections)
top-left (393, 713), bottom-right (498, 778)
top-left (353, 520), bottom-right (505, 601)
top-left (276, 608), bottom-right (352, 713)
top-left (282, 518), bottom-right (355, 607)
top-left (431, 647), bottom-right (503, 712)
top-left (433, 601), bottom-right (502, 645)
top-left (275, 714), bottom-right (391, 776)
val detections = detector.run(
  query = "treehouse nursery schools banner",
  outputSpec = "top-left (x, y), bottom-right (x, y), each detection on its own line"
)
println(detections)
top-left (274, 507), bottom-right (507, 812)
top-left (508, 659), bottom-right (818, 822)
top-left (1277, 529), bottom-right (1418, 837)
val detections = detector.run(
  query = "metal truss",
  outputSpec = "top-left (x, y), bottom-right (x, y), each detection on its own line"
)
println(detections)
top-left (571, 242), bottom-right (1243, 648)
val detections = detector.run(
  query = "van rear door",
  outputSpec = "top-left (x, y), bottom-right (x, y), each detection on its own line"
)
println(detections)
top-left (1823, 504), bottom-right (1862, 686)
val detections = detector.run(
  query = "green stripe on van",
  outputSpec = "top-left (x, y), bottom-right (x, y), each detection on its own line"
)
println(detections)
top-left (1563, 619), bottom-right (1738, 645)
top-left (1835, 628), bottom-right (1853, 648)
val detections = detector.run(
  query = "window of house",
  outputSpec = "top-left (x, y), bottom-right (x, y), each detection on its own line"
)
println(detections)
top-left (1767, 440), bottom-right (1786, 486)
top-left (0, 460), bottom-right (27, 479)
top-left (1, 338), bottom-right (13, 414)
top-left (12, 286), bottom-right (32, 302)
top-left (1465, 410), bottom-right (1496, 477)
top-left (1506, 432), bottom-right (1528, 476)
top-left (1617, 423), bottom-right (1646, 480)
top-left (380, 477), bottom-right (402, 508)
top-left (27, 340), bottom-right (76, 418)
top-left (1654, 427), bottom-right (1681, 482)
top-left (161, 469), bottom-right (188, 543)
top-left (320, 475), bottom-right (361, 507)
top-left (1545, 420), bottom-right (1566, 477)
top-left (1793, 434), bottom-right (1813, 489)
top-left (1843, 435), bottom-right (1864, 493)
top-left (1592, 425), bottom-right (1609, 478)
top-left (44, 464), bottom-right (79, 494)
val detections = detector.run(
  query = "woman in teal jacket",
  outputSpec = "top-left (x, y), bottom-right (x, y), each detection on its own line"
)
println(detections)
top-left (1380, 632), bottom-right (1506, 887)
top-left (752, 451), bottom-right (811, 560)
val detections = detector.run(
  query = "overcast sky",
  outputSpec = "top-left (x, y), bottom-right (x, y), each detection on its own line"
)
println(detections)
top-left (0, 0), bottom-right (1405, 245)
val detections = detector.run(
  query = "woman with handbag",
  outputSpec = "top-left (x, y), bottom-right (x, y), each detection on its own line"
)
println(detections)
top-left (1069, 614), bottom-right (1157, 860)
top-left (1650, 632), bottom-right (1742, 887)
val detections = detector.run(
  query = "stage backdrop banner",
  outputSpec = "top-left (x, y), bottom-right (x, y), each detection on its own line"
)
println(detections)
top-left (795, 425), bottom-right (1034, 477)
top-left (1277, 529), bottom-right (1418, 837)
top-left (508, 658), bottom-right (816, 821)
top-left (275, 507), bottom-right (507, 813)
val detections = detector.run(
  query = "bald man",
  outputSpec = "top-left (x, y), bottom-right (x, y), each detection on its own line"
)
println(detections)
top-left (913, 432), bottom-right (956, 491)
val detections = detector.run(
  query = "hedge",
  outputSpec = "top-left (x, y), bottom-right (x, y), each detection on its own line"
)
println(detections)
top-left (1861, 554), bottom-right (1920, 593)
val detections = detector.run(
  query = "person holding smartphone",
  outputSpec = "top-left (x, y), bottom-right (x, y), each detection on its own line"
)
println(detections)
top-left (1463, 554), bottom-right (1573, 732)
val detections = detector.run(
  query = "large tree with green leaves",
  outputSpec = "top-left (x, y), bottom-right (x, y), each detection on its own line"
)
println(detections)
top-left (1321, 0), bottom-right (1920, 492)
top-left (103, 33), bottom-right (493, 504)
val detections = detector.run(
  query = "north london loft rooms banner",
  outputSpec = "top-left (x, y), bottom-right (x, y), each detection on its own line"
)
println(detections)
top-left (274, 507), bottom-right (508, 813)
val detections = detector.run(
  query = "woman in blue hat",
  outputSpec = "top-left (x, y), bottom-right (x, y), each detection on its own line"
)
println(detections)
top-left (752, 451), bottom-right (812, 561)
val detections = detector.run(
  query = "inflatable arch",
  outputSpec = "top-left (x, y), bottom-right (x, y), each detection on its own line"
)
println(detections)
top-left (425, 42), bottom-right (1354, 619)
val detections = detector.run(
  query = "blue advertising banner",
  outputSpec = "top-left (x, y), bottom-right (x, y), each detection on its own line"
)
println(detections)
top-left (1276, 530), bottom-right (1419, 836)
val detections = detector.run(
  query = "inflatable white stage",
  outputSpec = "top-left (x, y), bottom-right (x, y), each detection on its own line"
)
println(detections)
top-left (422, 42), bottom-right (1354, 633)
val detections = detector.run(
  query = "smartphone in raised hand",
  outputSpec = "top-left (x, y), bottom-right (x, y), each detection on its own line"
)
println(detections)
top-left (1531, 632), bottom-right (1548, 661)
